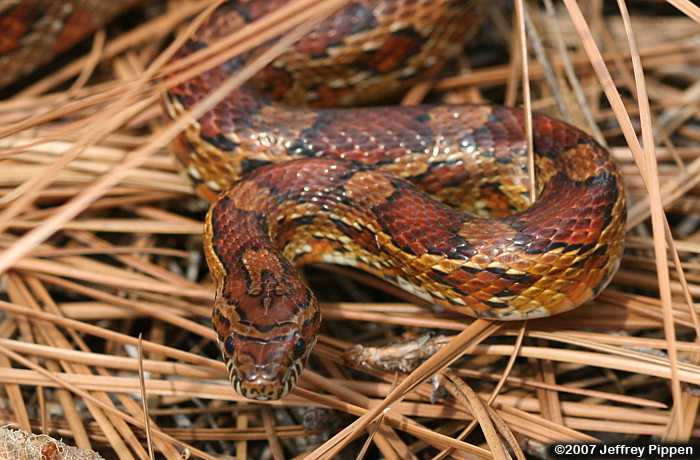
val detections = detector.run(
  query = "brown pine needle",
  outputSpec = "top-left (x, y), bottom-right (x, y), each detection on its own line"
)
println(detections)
top-left (515, 0), bottom-right (536, 201)
top-left (616, 0), bottom-right (684, 434)
top-left (137, 335), bottom-right (155, 460)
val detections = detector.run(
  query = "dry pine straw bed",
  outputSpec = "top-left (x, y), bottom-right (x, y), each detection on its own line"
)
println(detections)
top-left (0, 0), bottom-right (699, 459)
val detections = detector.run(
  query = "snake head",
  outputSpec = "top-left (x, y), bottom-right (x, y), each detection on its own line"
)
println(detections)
top-left (213, 287), bottom-right (321, 401)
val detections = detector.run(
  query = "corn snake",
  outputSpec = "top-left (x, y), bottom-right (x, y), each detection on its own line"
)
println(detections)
top-left (2, 0), bottom-right (626, 401)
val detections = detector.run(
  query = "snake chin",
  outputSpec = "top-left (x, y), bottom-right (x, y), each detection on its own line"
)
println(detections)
top-left (228, 359), bottom-right (303, 401)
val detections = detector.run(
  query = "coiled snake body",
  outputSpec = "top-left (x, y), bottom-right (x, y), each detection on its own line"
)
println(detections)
top-left (3, 0), bottom-right (627, 401)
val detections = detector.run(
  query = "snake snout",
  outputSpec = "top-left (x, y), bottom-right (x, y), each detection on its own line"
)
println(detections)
top-left (234, 363), bottom-right (294, 401)
top-left (221, 329), bottom-right (311, 401)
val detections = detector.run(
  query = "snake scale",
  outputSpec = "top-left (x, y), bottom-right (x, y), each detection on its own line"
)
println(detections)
top-left (2, 0), bottom-right (626, 401)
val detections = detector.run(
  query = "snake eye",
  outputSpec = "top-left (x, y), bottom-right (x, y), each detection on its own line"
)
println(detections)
top-left (224, 336), bottom-right (235, 355)
top-left (293, 337), bottom-right (305, 358)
